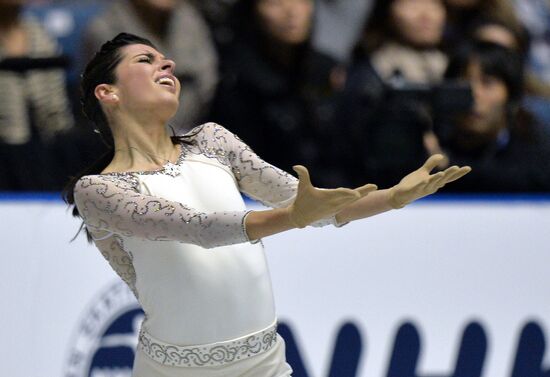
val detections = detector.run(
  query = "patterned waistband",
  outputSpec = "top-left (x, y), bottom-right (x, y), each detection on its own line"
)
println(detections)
top-left (137, 321), bottom-right (278, 368)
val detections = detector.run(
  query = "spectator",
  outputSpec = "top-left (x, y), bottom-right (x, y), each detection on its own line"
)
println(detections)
top-left (82, 0), bottom-right (217, 131)
top-left (439, 42), bottom-right (550, 192)
top-left (358, 0), bottom-right (448, 84)
top-left (467, 16), bottom-right (550, 126)
top-left (0, 0), bottom-right (74, 191)
top-left (469, 15), bottom-right (550, 98)
top-left (210, 0), bottom-right (342, 186)
top-left (334, 0), bottom-right (449, 188)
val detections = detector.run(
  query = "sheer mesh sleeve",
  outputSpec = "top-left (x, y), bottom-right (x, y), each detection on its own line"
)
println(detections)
top-left (74, 174), bottom-right (252, 249)
top-left (195, 123), bottom-right (342, 227)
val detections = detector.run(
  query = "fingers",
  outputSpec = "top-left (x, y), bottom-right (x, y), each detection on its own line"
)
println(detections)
top-left (444, 166), bottom-right (471, 184)
top-left (329, 187), bottom-right (362, 202)
top-left (437, 154), bottom-right (450, 169)
top-left (355, 183), bottom-right (378, 197)
top-left (436, 166), bottom-right (459, 188)
top-left (293, 165), bottom-right (312, 188)
top-left (428, 165), bottom-right (471, 191)
top-left (426, 171), bottom-right (446, 192)
top-left (422, 154), bottom-right (446, 172)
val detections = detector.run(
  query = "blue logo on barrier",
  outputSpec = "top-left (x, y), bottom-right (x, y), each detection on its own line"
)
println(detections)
top-left (85, 308), bottom-right (144, 377)
top-left (64, 281), bottom-right (142, 377)
top-left (281, 321), bottom-right (550, 377)
top-left (64, 282), bottom-right (549, 377)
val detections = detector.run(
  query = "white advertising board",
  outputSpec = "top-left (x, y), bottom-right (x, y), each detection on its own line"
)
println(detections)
top-left (1, 197), bottom-right (549, 377)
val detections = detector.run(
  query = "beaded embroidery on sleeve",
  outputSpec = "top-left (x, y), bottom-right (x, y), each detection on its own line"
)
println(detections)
top-left (73, 172), bottom-right (252, 249)
top-left (186, 123), bottom-right (299, 208)
top-left (74, 123), bottom-right (340, 249)
top-left (191, 123), bottom-right (340, 227)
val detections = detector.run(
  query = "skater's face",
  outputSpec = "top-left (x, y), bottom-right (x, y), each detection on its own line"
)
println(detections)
top-left (256, 0), bottom-right (314, 45)
top-left (96, 44), bottom-right (181, 121)
top-left (390, 0), bottom-right (446, 48)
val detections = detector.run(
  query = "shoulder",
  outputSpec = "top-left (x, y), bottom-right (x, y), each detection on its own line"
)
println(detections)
top-left (182, 122), bottom-right (238, 140)
top-left (178, 123), bottom-right (250, 164)
top-left (513, 110), bottom-right (550, 146)
top-left (74, 174), bottom-right (140, 201)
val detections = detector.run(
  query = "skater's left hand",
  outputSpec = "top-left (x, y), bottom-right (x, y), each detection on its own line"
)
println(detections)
top-left (388, 154), bottom-right (471, 209)
top-left (288, 165), bottom-right (377, 228)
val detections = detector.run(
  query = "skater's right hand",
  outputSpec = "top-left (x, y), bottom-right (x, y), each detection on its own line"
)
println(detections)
top-left (287, 165), bottom-right (377, 228)
top-left (388, 154), bottom-right (471, 209)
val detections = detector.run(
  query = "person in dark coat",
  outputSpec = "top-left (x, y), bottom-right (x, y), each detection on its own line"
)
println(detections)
top-left (439, 41), bottom-right (550, 192)
top-left (331, 0), bottom-right (450, 188)
top-left (210, 0), bottom-right (343, 187)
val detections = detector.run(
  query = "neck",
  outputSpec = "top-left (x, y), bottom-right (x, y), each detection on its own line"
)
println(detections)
top-left (388, 38), bottom-right (439, 52)
top-left (262, 35), bottom-right (303, 69)
top-left (454, 126), bottom-right (504, 152)
top-left (109, 113), bottom-right (177, 170)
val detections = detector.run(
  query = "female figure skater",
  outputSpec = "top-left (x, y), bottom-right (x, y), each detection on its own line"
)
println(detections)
top-left (64, 33), bottom-right (470, 377)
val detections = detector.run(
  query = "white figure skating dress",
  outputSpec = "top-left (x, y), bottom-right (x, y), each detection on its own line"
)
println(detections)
top-left (74, 123), bottom-right (340, 376)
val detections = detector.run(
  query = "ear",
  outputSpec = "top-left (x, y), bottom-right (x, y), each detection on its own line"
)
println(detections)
top-left (95, 84), bottom-right (119, 104)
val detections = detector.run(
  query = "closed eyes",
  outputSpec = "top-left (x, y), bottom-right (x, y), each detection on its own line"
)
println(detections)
top-left (137, 54), bottom-right (154, 64)
top-left (135, 52), bottom-right (168, 64)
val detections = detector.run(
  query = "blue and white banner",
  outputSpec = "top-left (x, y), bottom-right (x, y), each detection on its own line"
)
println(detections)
top-left (2, 196), bottom-right (549, 377)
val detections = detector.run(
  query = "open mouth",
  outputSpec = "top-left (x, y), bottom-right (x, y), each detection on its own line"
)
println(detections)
top-left (155, 76), bottom-right (176, 88)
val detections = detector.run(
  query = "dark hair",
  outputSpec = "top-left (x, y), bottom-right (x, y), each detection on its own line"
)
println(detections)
top-left (446, 0), bottom-right (521, 31)
top-left (445, 41), bottom-right (525, 105)
top-left (354, 0), bottom-right (394, 56)
top-left (230, 0), bottom-right (256, 31)
top-left (63, 33), bottom-right (194, 237)
top-left (80, 33), bottom-right (156, 147)
top-left (444, 41), bottom-right (538, 138)
top-left (444, 0), bottom-right (524, 54)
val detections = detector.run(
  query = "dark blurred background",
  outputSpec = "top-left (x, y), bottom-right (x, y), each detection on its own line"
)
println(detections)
top-left (1, 0), bottom-right (549, 193)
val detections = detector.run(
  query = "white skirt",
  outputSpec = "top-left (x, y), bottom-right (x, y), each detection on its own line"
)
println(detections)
top-left (132, 334), bottom-right (293, 377)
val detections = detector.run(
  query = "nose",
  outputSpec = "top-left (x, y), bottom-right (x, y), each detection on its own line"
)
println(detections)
top-left (470, 81), bottom-right (485, 112)
top-left (472, 81), bottom-right (482, 102)
top-left (161, 59), bottom-right (175, 73)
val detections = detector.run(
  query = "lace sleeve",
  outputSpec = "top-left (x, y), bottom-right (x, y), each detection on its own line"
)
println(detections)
top-left (73, 174), bottom-right (252, 249)
top-left (196, 123), bottom-right (343, 227)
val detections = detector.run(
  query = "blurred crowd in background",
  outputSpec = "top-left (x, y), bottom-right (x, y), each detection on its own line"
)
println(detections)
top-left (1, 0), bottom-right (550, 193)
